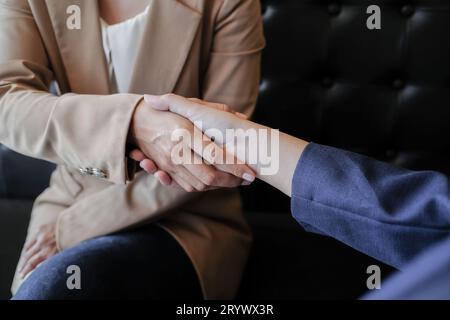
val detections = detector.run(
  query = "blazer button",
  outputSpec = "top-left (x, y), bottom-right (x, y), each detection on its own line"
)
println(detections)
top-left (79, 167), bottom-right (92, 176)
top-left (401, 5), bottom-right (415, 17)
top-left (92, 168), bottom-right (108, 179)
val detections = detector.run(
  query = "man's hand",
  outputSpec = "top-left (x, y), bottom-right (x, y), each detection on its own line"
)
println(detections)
top-left (18, 223), bottom-right (58, 278)
top-left (130, 97), bottom-right (255, 192)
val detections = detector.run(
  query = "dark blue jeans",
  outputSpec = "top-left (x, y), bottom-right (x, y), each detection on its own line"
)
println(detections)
top-left (13, 224), bottom-right (202, 300)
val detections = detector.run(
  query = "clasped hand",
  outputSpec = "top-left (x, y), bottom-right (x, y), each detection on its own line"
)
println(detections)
top-left (130, 94), bottom-right (256, 192)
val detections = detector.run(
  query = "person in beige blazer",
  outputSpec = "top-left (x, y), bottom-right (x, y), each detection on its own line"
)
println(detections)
top-left (0, 0), bottom-right (265, 299)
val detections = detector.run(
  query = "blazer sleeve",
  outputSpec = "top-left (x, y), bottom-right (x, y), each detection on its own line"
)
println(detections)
top-left (291, 143), bottom-right (450, 270)
top-left (202, 0), bottom-right (265, 115)
top-left (0, 1), bottom-right (141, 184)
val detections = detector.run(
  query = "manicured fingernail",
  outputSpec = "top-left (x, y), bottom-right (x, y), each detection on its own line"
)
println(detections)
top-left (243, 173), bottom-right (255, 182)
top-left (241, 180), bottom-right (252, 186)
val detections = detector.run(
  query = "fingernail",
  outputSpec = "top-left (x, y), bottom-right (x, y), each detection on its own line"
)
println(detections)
top-left (243, 173), bottom-right (255, 182)
top-left (241, 180), bottom-right (252, 186)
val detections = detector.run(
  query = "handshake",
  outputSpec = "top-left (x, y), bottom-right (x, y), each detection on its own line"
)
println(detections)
top-left (129, 94), bottom-right (261, 193)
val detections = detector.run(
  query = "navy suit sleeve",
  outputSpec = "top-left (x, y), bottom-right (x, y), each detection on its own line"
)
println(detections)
top-left (291, 143), bottom-right (450, 270)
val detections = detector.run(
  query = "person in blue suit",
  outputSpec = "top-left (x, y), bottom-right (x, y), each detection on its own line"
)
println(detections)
top-left (132, 94), bottom-right (450, 300)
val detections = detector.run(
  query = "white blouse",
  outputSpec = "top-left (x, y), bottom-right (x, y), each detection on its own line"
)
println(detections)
top-left (100, 6), bottom-right (149, 93)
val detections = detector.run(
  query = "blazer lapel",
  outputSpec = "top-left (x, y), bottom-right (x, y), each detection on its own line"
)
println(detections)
top-left (128, 0), bottom-right (202, 95)
top-left (44, 0), bottom-right (110, 94)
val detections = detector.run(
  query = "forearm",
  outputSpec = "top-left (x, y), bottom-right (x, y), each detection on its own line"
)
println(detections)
top-left (265, 132), bottom-right (308, 196)
top-left (0, 4), bottom-right (142, 184)
top-left (233, 116), bottom-right (450, 268)
top-left (0, 87), bottom-right (142, 184)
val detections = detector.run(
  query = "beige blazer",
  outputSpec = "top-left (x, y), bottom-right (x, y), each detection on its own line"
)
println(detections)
top-left (0, 0), bottom-right (265, 299)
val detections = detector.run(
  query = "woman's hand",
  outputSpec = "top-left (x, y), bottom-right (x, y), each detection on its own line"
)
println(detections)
top-left (18, 223), bottom-right (58, 278)
top-left (130, 97), bottom-right (255, 192)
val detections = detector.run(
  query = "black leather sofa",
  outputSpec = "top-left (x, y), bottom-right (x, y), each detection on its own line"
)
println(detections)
top-left (1, 0), bottom-right (450, 299)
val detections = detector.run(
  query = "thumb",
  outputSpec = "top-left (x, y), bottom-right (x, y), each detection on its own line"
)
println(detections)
top-left (145, 94), bottom-right (201, 121)
top-left (144, 94), bottom-right (170, 111)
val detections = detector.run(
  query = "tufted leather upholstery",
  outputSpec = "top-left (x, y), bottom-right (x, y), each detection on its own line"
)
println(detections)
top-left (242, 0), bottom-right (450, 213)
top-left (1, 0), bottom-right (449, 299)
